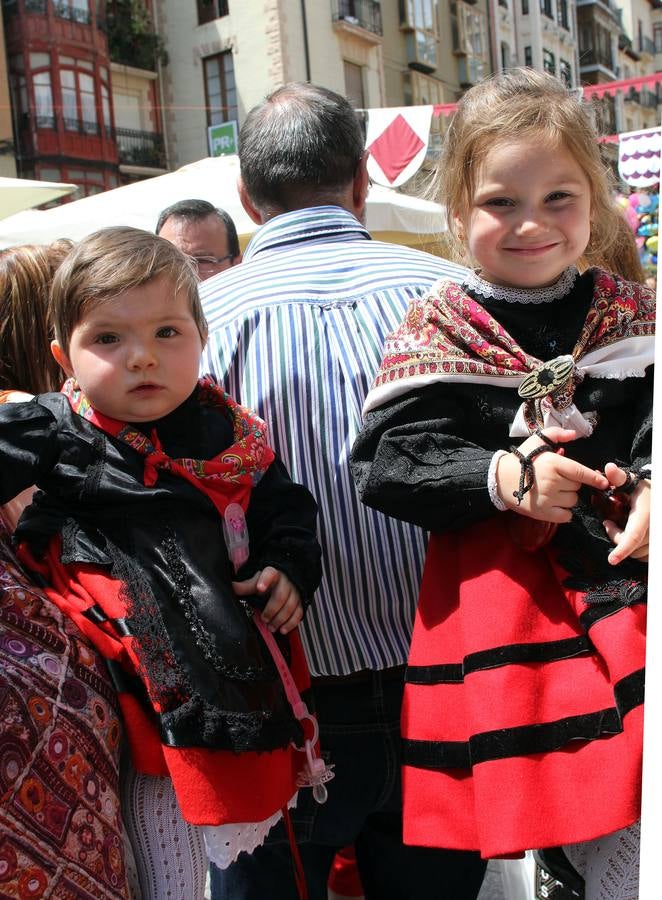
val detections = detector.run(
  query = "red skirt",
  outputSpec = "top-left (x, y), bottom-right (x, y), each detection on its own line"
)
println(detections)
top-left (19, 539), bottom-right (311, 827)
top-left (402, 517), bottom-right (645, 859)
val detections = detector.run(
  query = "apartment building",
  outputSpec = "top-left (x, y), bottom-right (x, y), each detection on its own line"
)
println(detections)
top-left (0, 0), bottom-right (166, 197)
top-left (616, 0), bottom-right (660, 131)
top-left (490, 0), bottom-right (579, 85)
top-left (154, 0), bottom-right (492, 170)
top-left (0, 8), bottom-right (17, 175)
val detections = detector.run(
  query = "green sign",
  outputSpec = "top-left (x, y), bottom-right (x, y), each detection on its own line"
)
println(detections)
top-left (208, 120), bottom-right (238, 157)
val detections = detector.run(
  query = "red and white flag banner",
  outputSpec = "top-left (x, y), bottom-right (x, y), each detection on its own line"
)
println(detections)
top-left (618, 127), bottom-right (661, 187)
top-left (366, 105), bottom-right (433, 187)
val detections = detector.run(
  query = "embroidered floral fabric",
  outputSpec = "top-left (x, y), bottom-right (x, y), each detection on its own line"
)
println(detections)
top-left (370, 268), bottom-right (655, 393)
top-left (0, 519), bottom-right (129, 898)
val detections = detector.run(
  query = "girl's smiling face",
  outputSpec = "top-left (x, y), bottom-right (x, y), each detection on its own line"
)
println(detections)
top-left (461, 135), bottom-right (592, 288)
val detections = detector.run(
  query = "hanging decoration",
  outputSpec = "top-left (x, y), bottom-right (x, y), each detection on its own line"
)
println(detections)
top-left (365, 105), bottom-right (433, 187)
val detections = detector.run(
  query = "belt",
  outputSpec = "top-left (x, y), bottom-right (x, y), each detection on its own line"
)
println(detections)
top-left (311, 664), bottom-right (406, 687)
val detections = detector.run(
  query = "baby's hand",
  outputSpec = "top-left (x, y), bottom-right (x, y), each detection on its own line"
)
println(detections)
top-left (602, 463), bottom-right (650, 565)
top-left (496, 427), bottom-right (609, 522)
top-left (232, 566), bottom-right (303, 634)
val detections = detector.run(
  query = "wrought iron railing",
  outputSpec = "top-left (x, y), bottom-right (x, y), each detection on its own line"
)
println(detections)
top-left (332, 0), bottom-right (383, 36)
top-left (115, 127), bottom-right (166, 168)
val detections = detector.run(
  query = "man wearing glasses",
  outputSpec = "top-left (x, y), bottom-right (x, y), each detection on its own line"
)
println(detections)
top-left (156, 199), bottom-right (241, 280)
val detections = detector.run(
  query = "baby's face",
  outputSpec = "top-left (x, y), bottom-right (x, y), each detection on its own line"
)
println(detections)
top-left (52, 275), bottom-right (204, 422)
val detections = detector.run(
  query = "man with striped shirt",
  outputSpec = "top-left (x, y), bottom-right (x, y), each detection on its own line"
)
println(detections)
top-left (201, 83), bottom-right (486, 900)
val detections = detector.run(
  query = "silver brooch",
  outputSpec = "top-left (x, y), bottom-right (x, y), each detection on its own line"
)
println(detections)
top-left (518, 355), bottom-right (576, 400)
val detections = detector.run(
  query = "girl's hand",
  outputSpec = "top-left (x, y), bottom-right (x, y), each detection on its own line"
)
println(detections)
top-left (232, 566), bottom-right (304, 634)
top-left (602, 463), bottom-right (650, 565)
top-left (496, 427), bottom-right (609, 522)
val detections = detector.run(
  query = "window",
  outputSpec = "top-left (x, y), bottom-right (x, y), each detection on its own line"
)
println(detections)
top-left (53, 0), bottom-right (91, 24)
top-left (559, 58), bottom-right (572, 87)
top-left (29, 52), bottom-right (54, 128)
top-left (203, 51), bottom-right (237, 127)
top-left (344, 61), bottom-right (365, 109)
top-left (521, 0), bottom-right (529, 14)
top-left (539, 0), bottom-right (552, 19)
top-left (197, 0), bottom-right (229, 26)
top-left (557, 0), bottom-right (569, 30)
top-left (655, 23), bottom-right (662, 53)
top-left (403, 70), bottom-right (445, 106)
top-left (524, 45), bottom-right (532, 67)
top-left (452, 2), bottom-right (487, 61)
top-left (542, 48), bottom-right (556, 75)
top-left (401, 0), bottom-right (439, 72)
top-left (59, 56), bottom-right (99, 134)
top-left (501, 42), bottom-right (511, 70)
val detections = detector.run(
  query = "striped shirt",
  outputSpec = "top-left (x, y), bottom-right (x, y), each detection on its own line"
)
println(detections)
top-left (199, 206), bottom-right (467, 676)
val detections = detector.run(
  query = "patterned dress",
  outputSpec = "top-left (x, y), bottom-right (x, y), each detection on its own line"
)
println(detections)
top-left (0, 516), bottom-right (130, 898)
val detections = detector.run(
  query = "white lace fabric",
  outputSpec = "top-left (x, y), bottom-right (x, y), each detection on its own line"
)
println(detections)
top-left (487, 450), bottom-right (509, 511)
top-left (464, 266), bottom-right (578, 303)
top-left (203, 793), bottom-right (299, 870)
top-left (564, 821), bottom-right (641, 900)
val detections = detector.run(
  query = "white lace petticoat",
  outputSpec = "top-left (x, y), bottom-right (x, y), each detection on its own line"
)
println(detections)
top-left (202, 793), bottom-right (299, 870)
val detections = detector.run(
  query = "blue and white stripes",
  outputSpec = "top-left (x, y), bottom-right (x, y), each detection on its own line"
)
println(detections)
top-left (199, 206), bottom-right (466, 676)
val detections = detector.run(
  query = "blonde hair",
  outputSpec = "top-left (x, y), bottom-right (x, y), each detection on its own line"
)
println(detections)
top-left (431, 68), bottom-right (616, 265)
top-left (585, 207), bottom-right (647, 284)
top-left (50, 226), bottom-right (206, 353)
top-left (0, 242), bottom-right (72, 394)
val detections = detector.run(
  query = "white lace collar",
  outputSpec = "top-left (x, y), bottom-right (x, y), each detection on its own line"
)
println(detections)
top-left (463, 266), bottom-right (578, 304)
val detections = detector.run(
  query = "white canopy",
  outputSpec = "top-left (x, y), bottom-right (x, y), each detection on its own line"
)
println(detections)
top-left (0, 175), bottom-right (78, 221)
top-left (0, 155), bottom-right (445, 249)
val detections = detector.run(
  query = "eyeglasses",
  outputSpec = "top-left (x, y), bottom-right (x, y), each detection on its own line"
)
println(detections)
top-left (191, 254), bottom-right (234, 274)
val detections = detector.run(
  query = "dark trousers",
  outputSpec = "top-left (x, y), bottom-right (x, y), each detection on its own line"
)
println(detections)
top-left (210, 667), bottom-right (486, 900)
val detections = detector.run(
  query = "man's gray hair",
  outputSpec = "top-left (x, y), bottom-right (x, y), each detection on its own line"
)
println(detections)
top-left (239, 83), bottom-right (364, 213)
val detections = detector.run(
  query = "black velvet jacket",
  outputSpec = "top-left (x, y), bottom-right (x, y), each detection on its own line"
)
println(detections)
top-left (351, 271), bottom-right (652, 591)
top-left (0, 387), bottom-right (322, 752)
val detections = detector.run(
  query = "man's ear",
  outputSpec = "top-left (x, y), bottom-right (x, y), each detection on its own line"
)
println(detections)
top-left (50, 340), bottom-right (74, 377)
top-left (238, 176), bottom-right (265, 225)
top-left (352, 151), bottom-right (370, 216)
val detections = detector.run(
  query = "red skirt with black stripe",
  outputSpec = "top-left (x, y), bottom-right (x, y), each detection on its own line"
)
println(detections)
top-left (402, 517), bottom-right (645, 859)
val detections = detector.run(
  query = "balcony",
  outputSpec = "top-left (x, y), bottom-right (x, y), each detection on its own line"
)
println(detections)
top-left (115, 127), bottom-right (166, 169)
top-left (332, 0), bottom-right (383, 37)
top-left (53, 1), bottom-right (92, 24)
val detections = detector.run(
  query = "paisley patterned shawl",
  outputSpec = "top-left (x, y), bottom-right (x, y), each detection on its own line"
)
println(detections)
top-left (364, 269), bottom-right (656, 415)
top-left (62, 375), bottom-right (275, 517)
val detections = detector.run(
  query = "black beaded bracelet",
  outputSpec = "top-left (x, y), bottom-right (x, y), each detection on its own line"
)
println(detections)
top-left (508, 429), bottom-right (561, 506)
top-left (604, 467), bottom-right (651, 497)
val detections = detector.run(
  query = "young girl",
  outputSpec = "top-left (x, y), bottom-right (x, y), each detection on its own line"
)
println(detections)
top-left (0, 227), bottom-right (325, 898)
top-left (351, 69), bottom-right (654, 898)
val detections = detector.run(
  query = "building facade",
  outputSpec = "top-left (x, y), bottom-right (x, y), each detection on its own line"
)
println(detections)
top-left (0, 8), bottom-right (17, 176)
top-left (0, 0), bottom-right (166, 197)
top-left (154, 0), bottom-right (495, 170)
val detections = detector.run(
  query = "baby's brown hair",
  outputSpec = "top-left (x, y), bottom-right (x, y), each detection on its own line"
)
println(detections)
top-left (50, 226), bottom-right (206, 353)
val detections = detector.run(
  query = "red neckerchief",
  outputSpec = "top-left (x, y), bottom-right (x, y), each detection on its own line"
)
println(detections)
top-left (371, 268), bottom-right (655, 392)
top-left (61, 375), bottom-right (275, 517)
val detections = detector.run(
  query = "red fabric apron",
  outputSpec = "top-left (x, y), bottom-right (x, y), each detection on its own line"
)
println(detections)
top-left (402, 517), bottom-right (644, 858)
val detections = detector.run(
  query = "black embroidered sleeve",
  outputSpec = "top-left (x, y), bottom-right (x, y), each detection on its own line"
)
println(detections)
top-left (0, 398), bottom-right (61, 504)
top-left (351, 384), bottom-right (498, 532)
top-left (242, 457), bottom-right (322, 605)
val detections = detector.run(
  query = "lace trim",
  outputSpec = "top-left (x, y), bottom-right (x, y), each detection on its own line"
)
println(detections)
top-left (202, 793), bottom-right (298, 870)
top-left (464, 266), bottom-right (578, 303)
top-left (488, 450), bottom-right (508, 511)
